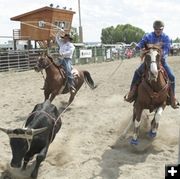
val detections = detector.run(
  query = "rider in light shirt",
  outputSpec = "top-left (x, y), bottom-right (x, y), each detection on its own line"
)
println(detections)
top-left (55, 30), bottom-right (76, 93)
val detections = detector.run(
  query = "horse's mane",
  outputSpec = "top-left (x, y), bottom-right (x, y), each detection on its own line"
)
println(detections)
top-left (46, 55), bottom-right (60, 69)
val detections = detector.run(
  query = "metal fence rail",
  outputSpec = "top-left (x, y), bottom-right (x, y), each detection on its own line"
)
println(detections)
top-left (0, 49), bottom-right (45, 72)
top-left (0, 46), bottom-right (136, 72)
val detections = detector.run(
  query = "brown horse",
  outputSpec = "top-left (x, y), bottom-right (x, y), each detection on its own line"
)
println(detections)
top-left (34, 55), bottom-right (96, 106)
top-left (130, 46), bottom-right (169, 145)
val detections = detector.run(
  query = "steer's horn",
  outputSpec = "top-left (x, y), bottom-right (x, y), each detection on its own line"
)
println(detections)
top-left (0, 127), bottom-right (13, 134)
top-left (31, 127), bottom-right (48, 136)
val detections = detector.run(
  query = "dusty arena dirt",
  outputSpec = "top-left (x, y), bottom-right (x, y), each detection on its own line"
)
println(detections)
top-left (0, 56), bottom-right (180, 179)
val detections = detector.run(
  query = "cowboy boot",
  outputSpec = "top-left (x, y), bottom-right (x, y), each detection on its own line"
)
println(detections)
top-left (171, 96), bottom-right (180, 109)
top-left (169, 88), bottom-right (180, 109)
top-left (68, 79), bottom-right (76, 94)
top-left (124, 85), bottom-right (137, 103)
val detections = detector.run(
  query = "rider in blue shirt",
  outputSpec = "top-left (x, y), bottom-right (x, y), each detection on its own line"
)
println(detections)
top-left (124, 20), bottom-right (179, 109)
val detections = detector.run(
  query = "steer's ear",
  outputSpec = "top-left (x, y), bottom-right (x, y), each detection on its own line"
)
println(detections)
top-left (31, 127), bottom-right (48, 136)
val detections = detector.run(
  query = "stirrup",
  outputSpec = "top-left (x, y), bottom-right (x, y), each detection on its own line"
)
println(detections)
top-left (70, 86), bottom-right (76, 94)
top-left (124, 93), bottom-right (134, 103)
top-left (171, 98), bottom-right (180, 109)
top-left (171, 104), bottom-right (179, 109)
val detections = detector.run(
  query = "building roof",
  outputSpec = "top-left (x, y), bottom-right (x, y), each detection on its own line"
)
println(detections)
top-left (11, 6), bottom-right (75, 21)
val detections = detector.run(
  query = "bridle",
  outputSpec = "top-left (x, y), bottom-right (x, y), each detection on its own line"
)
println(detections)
top-left (37, 57), bottom-right (53, 71)
top-left (143, 48), bottom-right (161, 82)
top-left (36, 57), bottom-right (54, 80)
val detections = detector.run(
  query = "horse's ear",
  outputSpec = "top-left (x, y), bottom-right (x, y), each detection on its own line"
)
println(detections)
top-left (140, 52), bottom-right (146, 61)
top-left (141, 48), bottom-right (150, 61)
top-left (145, 44), bottom-right (154, 49)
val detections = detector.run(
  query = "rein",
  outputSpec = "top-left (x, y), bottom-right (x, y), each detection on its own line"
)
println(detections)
top-left (142, 79), bottom-right (169, 99)
top-left (44, 62), bottom-right (53, 70)
top-left (41, 71), bottom-right (46, 80)
top-left (142, 66), bottom-right (169, 106)
top-left (142, 47), bottom-right (169, 103)
top-left (38, 57), bottom-right (66, 93)
top-left (39, 61), bottom-right (53, 82)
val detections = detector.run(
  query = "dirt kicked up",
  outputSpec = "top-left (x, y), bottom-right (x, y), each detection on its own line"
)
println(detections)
top-left (0, 56), bottom-right (180, 179)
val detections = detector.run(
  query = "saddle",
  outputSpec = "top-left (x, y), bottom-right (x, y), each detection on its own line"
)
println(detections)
top-left (57, 65), bottom-right (79, 94)
top-left (58, 65), bottom-right (79, 79)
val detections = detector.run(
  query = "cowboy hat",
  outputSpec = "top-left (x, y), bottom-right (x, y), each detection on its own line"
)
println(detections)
top-left (61, 34), bottom-right (73, 41)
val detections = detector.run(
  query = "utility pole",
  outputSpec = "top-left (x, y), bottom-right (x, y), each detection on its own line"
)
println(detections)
top-left (78, 0), bottom-right (83, 42)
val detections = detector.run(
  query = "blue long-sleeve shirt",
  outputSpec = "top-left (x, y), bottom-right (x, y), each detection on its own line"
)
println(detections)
top-left (136, 32), bottom-right (171, 59)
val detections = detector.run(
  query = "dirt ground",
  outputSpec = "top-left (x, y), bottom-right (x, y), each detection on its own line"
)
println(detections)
top-left (0, 56), bottom-right (180, 179)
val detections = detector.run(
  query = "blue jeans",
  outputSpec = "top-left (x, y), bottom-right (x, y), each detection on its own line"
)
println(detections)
top-left (130, 58), bottom-right (175, 93)
top-left (59, 58), bottom-right (74, 87)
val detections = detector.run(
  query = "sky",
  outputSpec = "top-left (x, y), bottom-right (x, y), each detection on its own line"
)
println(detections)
top-left (0, 0), bottom-right (180, 43)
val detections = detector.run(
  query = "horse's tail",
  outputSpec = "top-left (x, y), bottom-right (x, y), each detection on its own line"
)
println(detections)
top-left (83, 71), bottom-right (97, 89)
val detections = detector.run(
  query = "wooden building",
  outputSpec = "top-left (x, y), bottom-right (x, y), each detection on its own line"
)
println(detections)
top-left (11, 6), bottom-right (75, 49)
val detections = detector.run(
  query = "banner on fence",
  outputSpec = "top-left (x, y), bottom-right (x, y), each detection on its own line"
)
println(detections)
top-left (80, 49), bottom-right (92, 58)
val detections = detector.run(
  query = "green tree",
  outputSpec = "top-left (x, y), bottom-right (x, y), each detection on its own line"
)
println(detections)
top-left (101, 24), bottom-right (145, 44)
top-left (70, 27), bottom-right (80, 43)
top-left (101, 26), bottom-right (115, 44)
top-left (173, 37), bottom-right (180, 43)
top-left (72, 33), bottom-right (79, 43)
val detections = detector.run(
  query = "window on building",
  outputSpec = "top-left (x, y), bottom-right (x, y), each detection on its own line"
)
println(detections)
top-left (38, 21), bottom-right (45, 28)
top-left (54, 21), bottom-right (70, 30)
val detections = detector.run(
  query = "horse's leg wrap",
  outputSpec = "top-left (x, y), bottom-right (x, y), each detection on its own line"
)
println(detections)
top-left (132, 120), bottom-right (141, 141)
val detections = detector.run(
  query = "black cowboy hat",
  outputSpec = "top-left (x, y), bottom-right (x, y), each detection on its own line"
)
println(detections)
top-left (61, 34), bottom-right (73, 41)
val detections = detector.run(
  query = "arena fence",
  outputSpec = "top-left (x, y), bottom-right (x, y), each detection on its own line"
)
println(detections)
top-left (0, 49), bottom-right (46, 72)
top-left (49, 45), bottom-right (136, 65)
top-left (0, 46), bottom-right (136, 72)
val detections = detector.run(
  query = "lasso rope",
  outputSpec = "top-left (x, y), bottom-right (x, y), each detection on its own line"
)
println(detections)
top-left (108, 59), bottom-right (124, 79)
top-left (21, 20), bottom-right (74, 37)
top-left (21, 20), bottom-right (61, 32)
top-left (178, 127), bottom-right (180, 164)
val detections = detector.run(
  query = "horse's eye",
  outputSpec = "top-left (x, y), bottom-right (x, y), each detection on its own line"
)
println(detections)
top-left (145, 55), bottom-right (151, 62)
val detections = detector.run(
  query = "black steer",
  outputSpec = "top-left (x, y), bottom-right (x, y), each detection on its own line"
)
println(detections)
top-left (0, 100), bottom-right (62, 178)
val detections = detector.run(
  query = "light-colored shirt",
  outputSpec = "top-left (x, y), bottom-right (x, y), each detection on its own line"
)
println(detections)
top-left (55, 35), bottom-right (75, 59)
top-left (136, 32), bottom-right (171, 59)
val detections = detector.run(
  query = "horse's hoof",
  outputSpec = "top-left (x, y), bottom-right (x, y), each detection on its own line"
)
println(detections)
top-left (148, 130), bottom-right (157, 138)
top-left (130, 138), bottom-right (139, 145)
